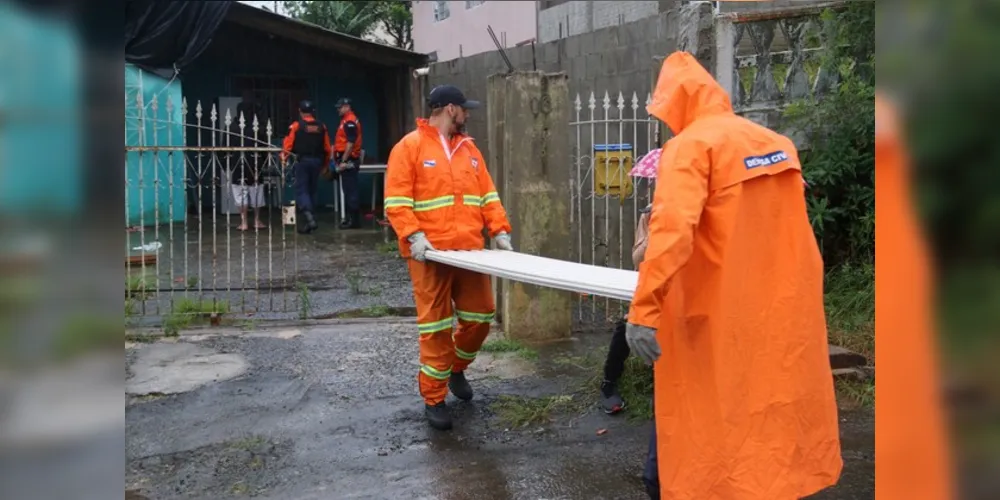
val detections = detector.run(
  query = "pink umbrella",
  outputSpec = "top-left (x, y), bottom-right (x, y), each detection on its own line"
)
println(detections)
top-left (630, 148), bottom-right (661, 179)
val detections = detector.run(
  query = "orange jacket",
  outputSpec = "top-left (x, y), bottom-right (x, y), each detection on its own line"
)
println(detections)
top-left (874, 93), bottom-right (954, 500)
top-left (334, 111), bottom-right (362, 158)
top-left (280, 114), bottom-right (332, 166)
top-left (384, 119), bottom-right (511, 257)
top-left (631, 52), bottom-right (841, 499)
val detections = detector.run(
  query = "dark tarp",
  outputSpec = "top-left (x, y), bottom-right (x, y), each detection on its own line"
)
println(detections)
top-left (125, 0), bottom-right (232, 70)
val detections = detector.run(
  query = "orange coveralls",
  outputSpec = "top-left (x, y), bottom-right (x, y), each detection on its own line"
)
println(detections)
top-left (384, 119), bottom-right (512, 405)
top-left (629, 52), bottom-right (842, 499)
top-left (874, 94), bottom-right (954, 500)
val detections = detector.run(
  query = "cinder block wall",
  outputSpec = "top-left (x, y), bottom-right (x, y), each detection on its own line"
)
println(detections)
top-left (537, 1), bottom-right (663, 44)
top-left (428, 9), bottom-right (681, 165)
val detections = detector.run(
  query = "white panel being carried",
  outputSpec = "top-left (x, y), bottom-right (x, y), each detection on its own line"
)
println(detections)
top-left (425, 250), bottom-right (638, 301)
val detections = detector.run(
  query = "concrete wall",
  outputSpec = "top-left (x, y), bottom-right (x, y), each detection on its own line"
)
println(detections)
top-left (537, 1), bottom-right (663, 43)
top-left (718, 0), bottom-right (831, 15)
top-left (429, 8), bottom-right (683, 164)
top-left (412, 1), bottom-right (537, 62)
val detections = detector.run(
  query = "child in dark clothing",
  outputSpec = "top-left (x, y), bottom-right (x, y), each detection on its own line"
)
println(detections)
top-left (600, 203), bottom-right (653, 413)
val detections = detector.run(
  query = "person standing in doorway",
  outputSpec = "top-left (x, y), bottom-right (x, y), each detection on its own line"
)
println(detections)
top-left (334, 97), bottom-right (363, 229)
top-left (281, 100), bottom-right (332, 234)
top-left (384, 85), bottom-right (514, 431)
top-left (232, 89), bottom-right (268, 231)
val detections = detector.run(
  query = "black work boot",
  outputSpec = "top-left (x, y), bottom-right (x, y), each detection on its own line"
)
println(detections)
top-left (448, 371), bottom-right (473, 401)
top-left (349, 211), bottom-right (363, 229)
top-left (303, 210), bottom-right (318, 232)
top-left (424, 402), bottom-right (453, 430)
top-left (339, 215), bottom-right (353, 230)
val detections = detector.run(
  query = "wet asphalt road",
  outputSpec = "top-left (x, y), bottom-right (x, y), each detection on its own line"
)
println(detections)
top-left (125, 320), bottom-right (874, 500)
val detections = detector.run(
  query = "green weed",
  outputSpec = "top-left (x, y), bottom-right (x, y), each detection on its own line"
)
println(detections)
top-left (480, 338), bottom-right (538, 361)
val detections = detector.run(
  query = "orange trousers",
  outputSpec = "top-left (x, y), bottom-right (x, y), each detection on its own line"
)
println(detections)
top-left (408, 260), bottom-right (495, 405)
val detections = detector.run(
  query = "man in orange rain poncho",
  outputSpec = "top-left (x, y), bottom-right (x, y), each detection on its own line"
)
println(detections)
top-left (626, 51), bottom-right (842, 499)
top-left (874, 93), bottom-right (954, 500)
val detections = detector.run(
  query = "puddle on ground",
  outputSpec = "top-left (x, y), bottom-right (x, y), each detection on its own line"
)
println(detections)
top-left (468, 352), bottom-right (537, 380)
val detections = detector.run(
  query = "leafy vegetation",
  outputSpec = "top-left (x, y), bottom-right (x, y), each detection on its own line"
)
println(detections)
top-left (162, 298), bottom-right (230, 336)
top-left (283, 1), bottom-right (413, 49)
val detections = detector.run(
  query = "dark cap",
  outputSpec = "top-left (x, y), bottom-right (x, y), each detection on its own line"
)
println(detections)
top-left (336, 97), bottom-right (352, 107)
top-left (428, 85), bottom-right (480, 110)
top-left (298, 100), bottom-right (315, 113)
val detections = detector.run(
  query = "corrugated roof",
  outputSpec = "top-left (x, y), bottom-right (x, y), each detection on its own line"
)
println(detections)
top-left (226, 2), bottom-right (427, 68)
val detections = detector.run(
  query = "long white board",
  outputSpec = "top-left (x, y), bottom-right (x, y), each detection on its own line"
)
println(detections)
top-left (425, 250), bottom-right (638, 301)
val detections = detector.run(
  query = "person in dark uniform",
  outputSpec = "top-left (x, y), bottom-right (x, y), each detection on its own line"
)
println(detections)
top-left (333, 97), bottom-right (363, 229)
top-left (281, 100), bottom-right (332, 234)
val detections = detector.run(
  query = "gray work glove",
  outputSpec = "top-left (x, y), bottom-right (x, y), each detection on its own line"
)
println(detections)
top-left (626, 323), bottom-right (661, 364)
top-left (494, 232), bottom-right (513, 251)
top-left (408, 231), bottom-right (434, 262)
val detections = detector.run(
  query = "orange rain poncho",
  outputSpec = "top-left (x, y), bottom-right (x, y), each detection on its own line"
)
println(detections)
top-left (628, 52), bottom-right (842, 499)
top-left (874, 94), bottom-right (954, 500)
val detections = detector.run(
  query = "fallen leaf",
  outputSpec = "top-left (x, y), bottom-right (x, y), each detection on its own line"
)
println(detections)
top-left (596, 428), bottom-right (608, 436)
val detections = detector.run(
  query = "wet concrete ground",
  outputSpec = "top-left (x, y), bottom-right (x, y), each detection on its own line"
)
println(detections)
top-left (126, 320), bottom-right (875, 500)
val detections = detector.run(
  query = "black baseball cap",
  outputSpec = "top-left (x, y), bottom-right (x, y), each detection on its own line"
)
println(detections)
top-left (335, 97), bottom-right (352, 107)
top-left (428, 85), bottom-right (480, 109)
top-left (298, 100), bottom-right (315, 113)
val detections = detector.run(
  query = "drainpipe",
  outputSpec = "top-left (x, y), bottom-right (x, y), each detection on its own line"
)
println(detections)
top-left (413, 67), bottom-right (430, 117)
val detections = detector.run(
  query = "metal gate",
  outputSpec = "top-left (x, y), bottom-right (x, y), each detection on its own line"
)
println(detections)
top-left (569, 90), bottom-right (662, 325)
top-left (125, 93), bottom-right (307, 322)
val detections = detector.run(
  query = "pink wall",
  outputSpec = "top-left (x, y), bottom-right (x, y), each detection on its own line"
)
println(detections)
top-left (412, 1), bottom-right (537, 62)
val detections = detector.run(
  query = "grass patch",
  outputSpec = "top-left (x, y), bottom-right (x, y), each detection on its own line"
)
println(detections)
top-left (346, 272), bottom-right (364, 295)
top-left (836, 379), bottom-right (875, 410)
top-left (615, 357), bottom-right (655, 420)
top-left (363, 304), bottom-right (392, 317)
top-left (125, 332), bottom-right (157, 343)
top-left (162, 298), bottom-right (230, 336)
top-left (824, 262), bottom-right (875, 360)
top-left (377, 240), bottom-right (399, 255)
top-left (126, 272), bottom-right (152, 299)
top-left (297, 283), bottom-right (312, 320)
top-left (480, 338), bottom-right (538, 361)
top-left (490, 394), bottom-right (576, 428)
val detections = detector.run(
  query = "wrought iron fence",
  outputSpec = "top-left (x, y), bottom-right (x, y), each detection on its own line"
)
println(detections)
top-left (125, 93), bottom-right (307, 320)
top-left (570, 90), bottom-right (661, 324)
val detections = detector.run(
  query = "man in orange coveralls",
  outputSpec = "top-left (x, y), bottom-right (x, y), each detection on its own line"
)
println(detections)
top-left (626, 51), bottom-right (842, 499)
top-left (874, 92), bottom-right (954, 500)
top-left (384, 85), bottom-right (513, 430)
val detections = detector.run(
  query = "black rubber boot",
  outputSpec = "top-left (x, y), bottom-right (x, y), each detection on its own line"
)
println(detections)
top-left (424, 402), bottom-right (453, 430)
top-left (339, 216), bottom-right (352, 230)
top-left (349, 211), bottom-right (363, 229)
top-left (449, 371), bottom-right (473, 401)
top-left (303, 210), bottom-right (318, 232)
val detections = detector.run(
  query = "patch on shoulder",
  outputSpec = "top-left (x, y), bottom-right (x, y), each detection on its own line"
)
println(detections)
top-left (743, 150), bottom-right (789, 170)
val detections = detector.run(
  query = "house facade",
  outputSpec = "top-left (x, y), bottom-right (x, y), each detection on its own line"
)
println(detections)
top-left (411, 1), bottom-right (537, 62)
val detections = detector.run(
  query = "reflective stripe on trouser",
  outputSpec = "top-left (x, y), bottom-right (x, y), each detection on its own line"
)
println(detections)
top-left (408, 259), bottom-right (496, 405)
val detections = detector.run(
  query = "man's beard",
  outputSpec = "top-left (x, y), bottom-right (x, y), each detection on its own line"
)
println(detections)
top-left (453, 119), bottom-right (466, 135)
